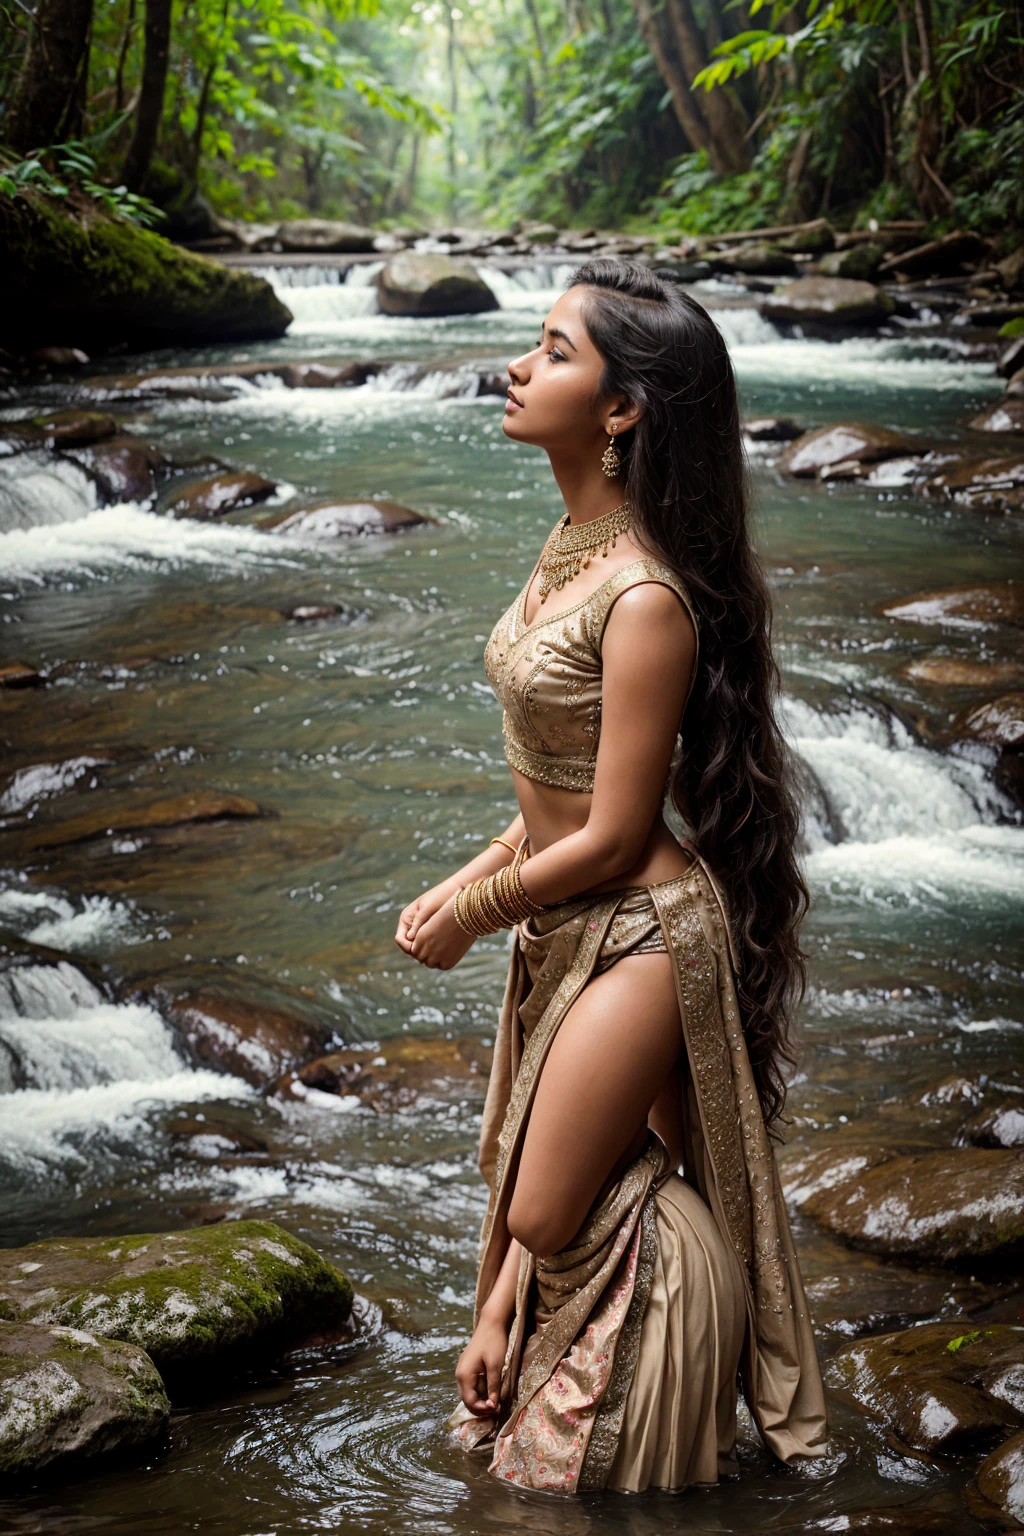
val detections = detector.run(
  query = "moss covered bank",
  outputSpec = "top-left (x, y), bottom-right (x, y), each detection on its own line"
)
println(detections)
top-left (0, 193), bottom-right (292, 352)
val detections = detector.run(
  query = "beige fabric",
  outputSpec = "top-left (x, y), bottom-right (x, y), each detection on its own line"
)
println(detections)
top-left (456, 850), bottom-right (828, 1493)
top-left (482, 541), bottom-right (699, 793)
top-left (607, 1170), bottom-right (746, 1492)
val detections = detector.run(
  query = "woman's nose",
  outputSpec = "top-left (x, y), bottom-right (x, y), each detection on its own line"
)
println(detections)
top-left (507, 352), bottom-right (530, 385)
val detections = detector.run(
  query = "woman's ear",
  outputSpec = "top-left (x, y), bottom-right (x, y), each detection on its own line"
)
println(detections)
top-left (605, 400), bottom-right (644, 435)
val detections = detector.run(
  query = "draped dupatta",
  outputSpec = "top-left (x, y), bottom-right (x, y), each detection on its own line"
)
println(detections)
top-left (452, 850), bottom-right (828, 1487)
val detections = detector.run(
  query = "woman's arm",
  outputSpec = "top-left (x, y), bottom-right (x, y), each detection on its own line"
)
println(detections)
top-left (516, 583), bottom-right (696, 907)
top-left (455, 1237), bottom-right (522, 1415)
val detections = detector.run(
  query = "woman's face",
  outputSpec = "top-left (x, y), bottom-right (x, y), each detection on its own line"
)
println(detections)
top-left (503, 287), bottom-right (626, 453)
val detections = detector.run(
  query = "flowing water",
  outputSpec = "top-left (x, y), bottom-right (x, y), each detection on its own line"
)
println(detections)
top-left (0, 261), bottom-right (1022, 1534)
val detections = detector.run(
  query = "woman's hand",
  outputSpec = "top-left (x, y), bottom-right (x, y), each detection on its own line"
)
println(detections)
top-left (394, 879), bottom-right (457, 956)
top-left (455, 1313), bottom-right (509, 1417)
top-left (403, 892), bottom-right (476, 970)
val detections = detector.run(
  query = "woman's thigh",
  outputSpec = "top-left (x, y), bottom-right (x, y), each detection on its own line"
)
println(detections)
top-left (507, 952), bottom-right (683, 1257)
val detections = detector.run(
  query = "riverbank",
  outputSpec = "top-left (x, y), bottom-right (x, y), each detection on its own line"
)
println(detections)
top-left (1, 256), bottom-right (1022, 1532)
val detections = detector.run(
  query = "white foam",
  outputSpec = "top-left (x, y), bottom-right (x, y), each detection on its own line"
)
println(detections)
top-left (0, 962), bottom-right (252, 1171)
top-left (262, 262), bottom-right (383, 325)
top-left (0, 757), bottom-right (104, 814)
top-left (786, 699), bottom-right (1024, 901)
top-left (0, 888), bottom-right (139, 949)
top-left (0, 502), bottom-right (289, 589)
top-left (0, 454), bottom-right (97, 533)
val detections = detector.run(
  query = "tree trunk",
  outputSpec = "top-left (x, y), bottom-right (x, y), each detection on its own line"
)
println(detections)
top-left (632, 0), bottom-right (711, 157)
top-left (4, 0), bottom-right (94, 151)
top-left (664, 0), bottom-right (750, 173)
top-left (122, 0), bottom-right (172, 191)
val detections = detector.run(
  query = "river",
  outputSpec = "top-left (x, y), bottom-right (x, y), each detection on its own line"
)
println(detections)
top-left (0, 260), bottom-right (1022, 1533)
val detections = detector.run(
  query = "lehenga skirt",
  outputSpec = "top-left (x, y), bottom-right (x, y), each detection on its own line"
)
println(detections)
top-left (449, 853), bottom-right (828, 1495)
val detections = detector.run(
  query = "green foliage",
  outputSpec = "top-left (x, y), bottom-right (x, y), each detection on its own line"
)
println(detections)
top-left (0, 142), bottom-right (162, 227)
top-left (646, 149), bottom-right (783, 234)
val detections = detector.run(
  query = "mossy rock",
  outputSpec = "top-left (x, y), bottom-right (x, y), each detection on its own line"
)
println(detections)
top-left (0, 1319), bottom-right (169, 1478)
top-left (0, 1222), bottom-right (353, 1379)
top-left (0, 191), bottom-right (292, 352)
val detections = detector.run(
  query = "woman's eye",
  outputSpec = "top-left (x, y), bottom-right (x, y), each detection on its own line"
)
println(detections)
top-left (549, 348), bottom-right (566, 362)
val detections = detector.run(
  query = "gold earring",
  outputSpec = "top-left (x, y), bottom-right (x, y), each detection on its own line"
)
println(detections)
top-left (601, 429), bottom-right (622, 478)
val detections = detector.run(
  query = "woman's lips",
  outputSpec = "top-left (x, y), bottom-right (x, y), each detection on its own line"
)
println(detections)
top-left (505, 389), bottom-right (523, 412)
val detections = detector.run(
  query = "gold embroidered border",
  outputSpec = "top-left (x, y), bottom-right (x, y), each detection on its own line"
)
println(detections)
top-left (577, 1185), bottom-right (659, 1492)
top-left (650, 873), bottom-right (754, 1271)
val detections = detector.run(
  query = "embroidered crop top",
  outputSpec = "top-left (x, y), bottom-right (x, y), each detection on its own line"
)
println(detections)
top-left (483, 548), bottom-right (699, 793)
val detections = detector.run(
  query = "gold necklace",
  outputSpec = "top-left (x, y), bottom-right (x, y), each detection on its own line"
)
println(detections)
top-left (536, 502), bottom-right (632, 603)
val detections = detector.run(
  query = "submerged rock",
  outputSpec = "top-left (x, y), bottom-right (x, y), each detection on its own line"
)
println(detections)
top-left (279, 1034), bottom-right (493, 1110)
top-left (168, 471), bottom-right (277, 520)
top-left (61, 436), bottom-right (168, 504)
top-left (0, 1320), bottom-right (169, 1479)
top-left (900, 656), bottom-right (1024, 689)
top-left (804, 1149), bottom-right (1024, 1262)
top-left (882, 581), bottom-right (1024, 629)
top-left (264, 499), bottom-right (435, 536)
top-left (779, 422), bottom-right (921, 479)
top-left (276, 219), bottom-right (376, 253)
top-left (969, 400), bottom-right (1024, 435)
top-left (0, 1222), bottom-right (353, 1376)
top-left (764, 277), bottom-right (895, 326)
top-left (148, 988), bottom-right (338, 1089)
top-left (24, 790), bottom-right (267, 852)
top-left (0, 410), bottom-right (119, 455)
top-left (829, 1322), bottom-right (1024, 1456)
top-left (376, 252), bottom-right (499, 317)
top-left (972, 1428), bottom-right (1024, 1527)
top-left (0, 194), bottom-right (292, 351)
top-left (954, 693), bottom-right (1024, 751)
top-left (0, 664), bottom-right (45, 689)
top-left (742, 417), bottom-right (804, 441)
top-left (961, 1102), bottom-right (1024, 1150)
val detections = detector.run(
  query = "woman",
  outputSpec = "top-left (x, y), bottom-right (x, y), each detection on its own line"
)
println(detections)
top-left (394, 260), bottom-right (827, 1495)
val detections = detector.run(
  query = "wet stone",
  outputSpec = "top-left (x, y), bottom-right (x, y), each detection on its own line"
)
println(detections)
top-left (780, 423), bottom-right (922, 479)
top-left (711, 243), bottom-right (798, 277)
top-left (763, 277), bottom-right (896, 326)
top-left (264, 499), bottom-right (435, 537)
top-left (20, 790), bottom-right (267, 853)
top-left (882, 581), bottom-right (1024, 630)
top-left (0, 664), bottom-right (45, 689)
top-left (0, 1221), bottom-right (353, 1378)
top-left (60, 436), bottom-right (168, 505)
top-left (0, 1319), bottom-right (169, 1479)
top-left (972, 1429), bottom-right (1024, 1527)
top-left (376, 252), bottom-right (499, 317)
top-left (804, 1149), bottom-right (1024, 1263)
top-left (900, 656), bottom-right (1024, 689)
top-left (969, 400), bottom-right (1024, 435)
top-left (743, 417), bottom-right (805, 441)
top-left (145, 987), bottom-right (338, 1089)
top-left (829, 1322), bottom-right (1024, 1456)
top-left (280, 1035), bottom-right (494, 1111)
top-left (962, 1103), bottom-right (1024, 1151)
top-left (168, 471), bottom-right (277, 520)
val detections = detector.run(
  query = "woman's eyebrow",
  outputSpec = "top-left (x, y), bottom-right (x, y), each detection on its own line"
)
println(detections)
top-left (541, 323), bottom-right (578, 352)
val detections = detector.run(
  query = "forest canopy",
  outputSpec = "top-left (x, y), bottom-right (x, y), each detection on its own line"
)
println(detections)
top-left (0, 0), bottom-right (1021, 238)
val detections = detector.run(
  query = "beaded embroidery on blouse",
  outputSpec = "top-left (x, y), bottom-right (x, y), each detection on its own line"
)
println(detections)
top-left (483, 552), bottom-right (699, 793)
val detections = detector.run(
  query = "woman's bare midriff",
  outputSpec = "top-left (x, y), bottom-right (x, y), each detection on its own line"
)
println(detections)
top-left (511, 768), bottom-right (694, 894)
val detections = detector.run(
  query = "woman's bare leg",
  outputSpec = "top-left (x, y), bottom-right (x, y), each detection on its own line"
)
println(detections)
top-left (506, 952), bottom-right (682, 1258)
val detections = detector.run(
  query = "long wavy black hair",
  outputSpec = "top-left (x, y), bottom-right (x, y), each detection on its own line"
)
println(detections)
top-left (569, 259), bottom-right (807, 1130)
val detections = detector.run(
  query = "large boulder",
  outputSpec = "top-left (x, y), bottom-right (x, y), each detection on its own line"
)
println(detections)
top-left (803, 1149), bottom-right (1024, 1263)
top-left (0, 192), bottom-right (292, 351)
top-left (817, 242), bottom-right (885, 280)
top-left (264, 499), bottom-right (435, 536)
top-left (882, 581), bottom-right (1024, 629)
top-left (276, 219), bottom-right (376, 253)
top-left (918, 454), bottom-right (1024, 515)
top-left (0, 1320), bottom-right (169, 1479)
top-left (779, 422), bottom-right (921, 479)
top-left (376, 252), bottom-right (499, 317)
top-left (829, 1322), bottom-right (1024, 1455)
top-left (763, 277), bottom-right (895, 326)
top-left (0, 1222), bottom-right (353, 1377)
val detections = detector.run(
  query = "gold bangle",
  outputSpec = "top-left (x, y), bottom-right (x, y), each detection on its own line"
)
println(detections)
top-left (490, 836), bottom-right (518, 858)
